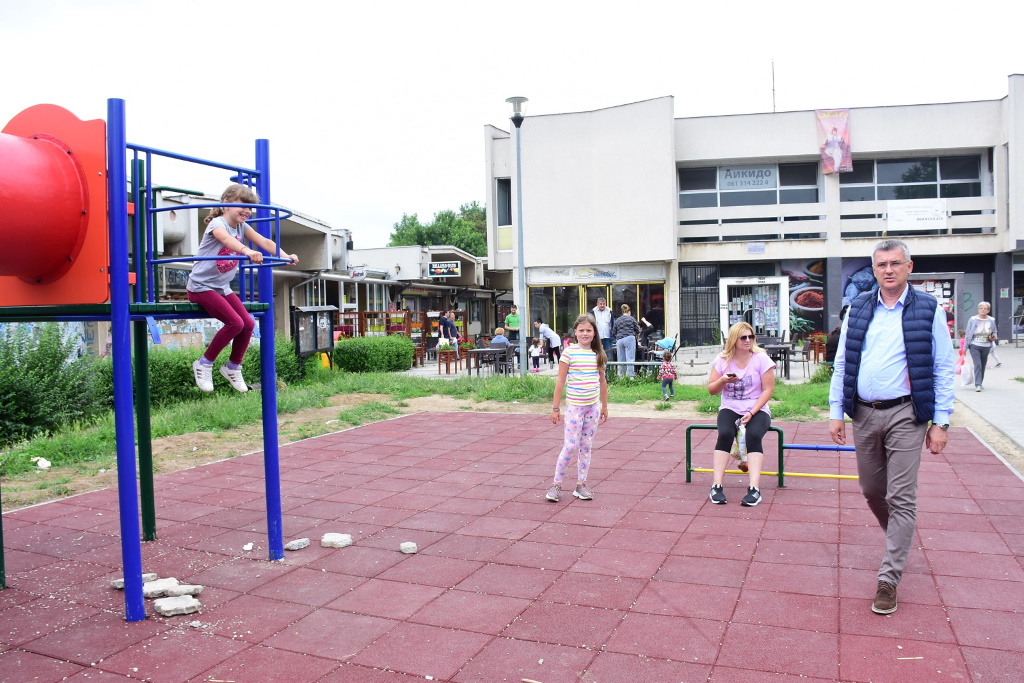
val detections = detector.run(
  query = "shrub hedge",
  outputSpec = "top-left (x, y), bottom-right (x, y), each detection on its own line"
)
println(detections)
top-left (0, 324), bottom-right (107, 449)
top-left (332, 335), bottom-right (415, 372)
top-left (94, 332), bottom-right (318, 406)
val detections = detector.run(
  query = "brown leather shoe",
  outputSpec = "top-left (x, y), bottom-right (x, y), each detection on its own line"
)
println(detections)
top-left (871, 581), bottom-right (897, 614)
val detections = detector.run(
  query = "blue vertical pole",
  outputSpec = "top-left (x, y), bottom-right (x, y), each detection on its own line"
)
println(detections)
top-left (107, 99), bottom-right (147, 621)
top-left (255, 139), bottom-right (284, 561)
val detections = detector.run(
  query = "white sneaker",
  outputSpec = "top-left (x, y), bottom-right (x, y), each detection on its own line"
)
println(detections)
top-left (192, 359), bottom-right (214, 393)
top-left (975, 385), bottom-right (982, 392)
top-left (219, 365), bottom-right (248, 392)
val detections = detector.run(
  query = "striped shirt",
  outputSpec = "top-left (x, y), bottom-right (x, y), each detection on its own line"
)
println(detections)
top-left (560, 344), bottom-right (600, 406)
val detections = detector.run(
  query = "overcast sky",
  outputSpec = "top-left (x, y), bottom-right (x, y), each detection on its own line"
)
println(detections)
top-left (2, 0), bottom-right (1021, 248)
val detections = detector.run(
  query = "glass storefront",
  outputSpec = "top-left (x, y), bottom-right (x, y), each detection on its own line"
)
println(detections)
top-left (528, 283), bottom-right (664, 338)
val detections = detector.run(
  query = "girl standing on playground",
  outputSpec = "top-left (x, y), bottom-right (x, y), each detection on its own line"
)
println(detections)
top-left (707, 321), bottom-right (775, 507)
top-left (187, 183), bottom-right (298, 393)
top-left (545, 314), bottom-right (608, 503)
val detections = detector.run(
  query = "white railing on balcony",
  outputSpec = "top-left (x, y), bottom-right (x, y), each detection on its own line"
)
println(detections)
top-left (678, 196), bottom-right (997, 242)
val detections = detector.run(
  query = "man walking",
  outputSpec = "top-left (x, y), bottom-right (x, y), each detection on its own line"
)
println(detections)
top-left (829, 239), bottom-right (955, 615)
top-left (592, 298), bottom-right (613, 355)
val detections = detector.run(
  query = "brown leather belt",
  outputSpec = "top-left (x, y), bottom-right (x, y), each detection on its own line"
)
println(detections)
top-left (857, 395), bottom-right (911, 410)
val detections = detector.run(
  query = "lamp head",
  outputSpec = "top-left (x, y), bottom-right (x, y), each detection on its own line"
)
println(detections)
top-left (505, 96), bottom-right (528, 128)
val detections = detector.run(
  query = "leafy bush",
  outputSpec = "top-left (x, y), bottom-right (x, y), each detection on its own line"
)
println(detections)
top-left (94, 333), bottom-right (318, 406)
top-left (242, 333), bottom-right (319, 387)
top-left (0, 323), bottom-right (107, 448)
top-left (333, 335), bottom-right (415, 372)
top-left (809, 363), bottom-right (834, 384)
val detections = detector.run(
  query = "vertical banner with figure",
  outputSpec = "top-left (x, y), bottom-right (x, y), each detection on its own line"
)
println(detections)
top-left (815, 109), bottom-right (852, 174)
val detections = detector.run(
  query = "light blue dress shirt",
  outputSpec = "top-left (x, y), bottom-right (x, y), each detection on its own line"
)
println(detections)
top-left (828, 286), bottom-right (955, 424)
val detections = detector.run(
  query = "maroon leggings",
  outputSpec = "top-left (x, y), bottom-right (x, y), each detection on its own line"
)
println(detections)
top-left (187, 290), bottom-right (255, 365)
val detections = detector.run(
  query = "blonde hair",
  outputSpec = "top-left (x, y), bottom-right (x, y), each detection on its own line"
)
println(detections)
top-left (571, 314), bottom-right (607, 370)
top-left (721, 322), bottom-right (762, 364)
top-left (494, 327), bottom-right (505, 336)
top-left (620, 304), bottom-right (631, 316)
top-left (205, 183), bottom-right (259, 225)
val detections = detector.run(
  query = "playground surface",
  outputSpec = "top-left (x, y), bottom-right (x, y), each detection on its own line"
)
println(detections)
top-left (2, 411), bottom-right (1023, 682)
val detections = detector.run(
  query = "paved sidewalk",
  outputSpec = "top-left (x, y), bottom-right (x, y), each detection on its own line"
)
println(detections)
top-left (2, 412), bottom-right (1022, 682)
top-left (953, 343), bottom-right (1024, 452)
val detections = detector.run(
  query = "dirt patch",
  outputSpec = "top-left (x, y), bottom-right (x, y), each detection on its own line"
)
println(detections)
top-left (2, 394), bottom-right (1020, 511)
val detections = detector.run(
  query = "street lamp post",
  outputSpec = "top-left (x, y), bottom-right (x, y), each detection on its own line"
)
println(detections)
top-left (506, 96), bottom-right (529, 377)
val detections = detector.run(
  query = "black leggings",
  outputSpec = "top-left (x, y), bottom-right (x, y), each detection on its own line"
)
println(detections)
top-left (715, 409), bottom-right (771, 453)
top-left (547, 344), bottom-right (562, 364)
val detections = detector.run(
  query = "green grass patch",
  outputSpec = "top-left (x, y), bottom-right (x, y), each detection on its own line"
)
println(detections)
top-left (2, 368), bottom-right (832, 479)
top-left (335, 401), bottom-right (401, 427)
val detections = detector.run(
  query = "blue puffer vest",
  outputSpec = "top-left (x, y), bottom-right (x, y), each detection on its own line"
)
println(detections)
top-left (842, 286), bottom-right (937, 423)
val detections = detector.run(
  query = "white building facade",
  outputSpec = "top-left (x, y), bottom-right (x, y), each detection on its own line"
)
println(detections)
top-left (484, 75), bottom-right (1024, 346)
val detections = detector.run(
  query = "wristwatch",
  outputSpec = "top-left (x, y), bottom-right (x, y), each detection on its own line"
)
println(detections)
top-left (935, 423), bottom-right (949, 431)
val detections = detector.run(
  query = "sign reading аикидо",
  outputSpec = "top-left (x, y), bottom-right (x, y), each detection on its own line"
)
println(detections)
top-left (429, 261), bottom-right (461, 277)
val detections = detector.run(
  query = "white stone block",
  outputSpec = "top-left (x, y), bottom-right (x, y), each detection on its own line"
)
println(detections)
top-left (153, 595), bottom-right (201, 617)
top-left (400, 542), bottom-right (418, 554)
top-left (164, 584), bottom-right (204, 597)
top-left (285, 538), bottom-right (311, 551)
top-left (142, 577), bottom-right (180, 598)
top-left (321, 533), bottom-right (354, 548)
top-left (111, 572), bottom-right (158, 590)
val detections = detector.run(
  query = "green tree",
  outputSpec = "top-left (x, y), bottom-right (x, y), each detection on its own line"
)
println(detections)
top-left (388, 203), bottom-right (488, 256)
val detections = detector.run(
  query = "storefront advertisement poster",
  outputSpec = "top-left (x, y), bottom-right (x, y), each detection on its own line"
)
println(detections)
top-left (841, 258), bottom-right (877, 308)
top-left (782, 258), bottom-right (827, 334)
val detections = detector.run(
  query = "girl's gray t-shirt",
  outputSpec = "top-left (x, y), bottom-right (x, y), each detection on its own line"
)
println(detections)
top-left (186, 216), bottom-right (245, 295)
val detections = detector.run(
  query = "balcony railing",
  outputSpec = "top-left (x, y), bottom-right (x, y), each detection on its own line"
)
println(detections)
top-left (678, 196), bottom-right (996, 243)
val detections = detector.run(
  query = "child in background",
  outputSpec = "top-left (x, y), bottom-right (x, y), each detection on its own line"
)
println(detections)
top-left (989, 343), bottom-right (1003, 368)
top-left (545, 314), bottom-right (608, 503)
top-left (529, 338), bottom-right (544, 372)
top-left (955, 330), bottom-right (966, 377)
top-left (187, 184), bottom-right (298, 393)
top-left (958, 329), bottom-right (974, 388)
top-left (658, 350), bottom-right (677, 400)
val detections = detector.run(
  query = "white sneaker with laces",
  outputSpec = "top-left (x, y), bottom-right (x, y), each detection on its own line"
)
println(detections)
top-left (192, 359), bottom-right (214, 393)
top-left (219, 365), bottom-right (248, 392)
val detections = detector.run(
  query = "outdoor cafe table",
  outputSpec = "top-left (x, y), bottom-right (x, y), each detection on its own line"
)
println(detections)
top-left (763, 343), bottom-right (792, 380)
top-left (465, 347), bottom-right (502, 376)
top-left (465, 346), bottom-right (518, 375)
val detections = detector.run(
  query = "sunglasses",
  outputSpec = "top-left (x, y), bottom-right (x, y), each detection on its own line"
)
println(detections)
top-left (738, 335), bottom-right (755, 341)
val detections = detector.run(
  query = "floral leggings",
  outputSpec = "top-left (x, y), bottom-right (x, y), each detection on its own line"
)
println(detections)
top-left (552, 402), bottom-right (601, 484)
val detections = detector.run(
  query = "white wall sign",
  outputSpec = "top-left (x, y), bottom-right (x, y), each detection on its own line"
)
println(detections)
top-left (719, 165), bottom-right (777, 190)
top-left (887, 199), bottom-right (947, 231)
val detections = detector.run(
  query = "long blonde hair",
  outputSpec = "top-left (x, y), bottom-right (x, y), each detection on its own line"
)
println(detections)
top-left (721, 322), bottom-right (762, 364)
top-left (572, 314), bottom-right (607, 370)
top-left (205, 183), bottom-right (259, 225)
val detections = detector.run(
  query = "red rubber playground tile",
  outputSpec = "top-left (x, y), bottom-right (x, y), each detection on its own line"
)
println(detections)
top-left (1, 411), bottom-right (1023, 683)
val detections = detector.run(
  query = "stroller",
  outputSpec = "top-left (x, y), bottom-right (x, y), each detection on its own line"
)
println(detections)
top-left (647, 332), bottom-right (679, 361)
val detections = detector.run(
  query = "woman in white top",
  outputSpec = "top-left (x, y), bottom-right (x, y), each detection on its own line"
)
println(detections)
top-left (964, 301), bottom-right (998, 392)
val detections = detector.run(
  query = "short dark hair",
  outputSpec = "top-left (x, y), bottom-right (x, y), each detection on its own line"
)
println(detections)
top-left (535, 317), bottom-right (543, 323)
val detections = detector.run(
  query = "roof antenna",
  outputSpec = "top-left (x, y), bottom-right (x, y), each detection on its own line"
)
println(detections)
top-left (772, 59), bottom-right (777, 113)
